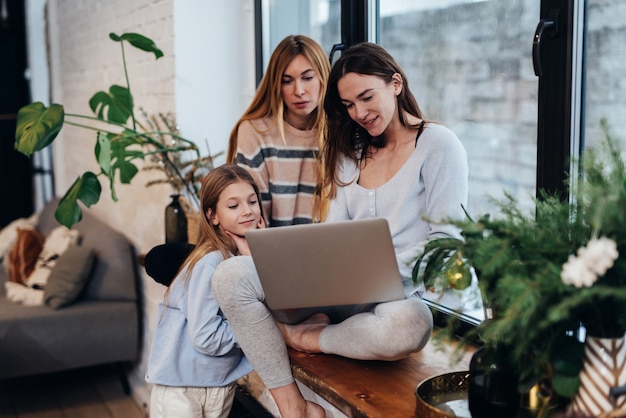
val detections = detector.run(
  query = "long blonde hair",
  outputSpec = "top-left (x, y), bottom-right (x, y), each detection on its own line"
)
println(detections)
top-left (169, 165), bottom-right (263, 291)
top-left (227, 34), bottom-right (330, 222)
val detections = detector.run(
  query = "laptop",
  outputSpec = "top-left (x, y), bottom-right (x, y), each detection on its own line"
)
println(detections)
top-left (245, 218), bottom-right (405, 323)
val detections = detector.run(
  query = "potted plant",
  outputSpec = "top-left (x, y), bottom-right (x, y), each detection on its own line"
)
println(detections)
top-left (412, 120), bottom-right (626, 417)
top-left (13, 32), bottom-right (218, 228)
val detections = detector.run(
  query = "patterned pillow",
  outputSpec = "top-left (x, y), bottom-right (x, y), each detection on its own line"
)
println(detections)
top-left (0, 214), bottom-right (39, 267)
top-left (7, 228), bottom-right (45, 284)
top-left (5, 226), bottom-right (80, 306)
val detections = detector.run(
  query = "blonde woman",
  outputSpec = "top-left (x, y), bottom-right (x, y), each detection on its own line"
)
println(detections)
top-left (228, 34), bottom-right (330, 226)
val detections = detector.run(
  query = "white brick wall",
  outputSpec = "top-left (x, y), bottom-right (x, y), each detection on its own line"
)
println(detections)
top-left (46, 1), bottom-right (175, 412)
top-left (43, 0), bottom-right (256, 411)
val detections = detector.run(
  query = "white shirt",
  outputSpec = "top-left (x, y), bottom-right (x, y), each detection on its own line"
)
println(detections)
top-left (326, 123), bottom-right (469, 295)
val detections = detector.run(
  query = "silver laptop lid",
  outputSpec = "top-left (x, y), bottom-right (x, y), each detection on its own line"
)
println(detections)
top-left (246, 218), bottom-right (405, 310)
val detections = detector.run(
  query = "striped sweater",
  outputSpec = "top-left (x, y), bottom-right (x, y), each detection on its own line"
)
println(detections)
top-left (234, 117), bottom-right (319, 227)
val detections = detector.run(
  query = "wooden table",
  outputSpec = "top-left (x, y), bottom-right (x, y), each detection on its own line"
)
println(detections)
top-left (239, 338), bottom-right (475, 418)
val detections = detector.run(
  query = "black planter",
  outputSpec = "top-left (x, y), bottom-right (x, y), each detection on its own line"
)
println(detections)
top-left (468, 346), bottom-right (520, 417)
top-left (165, 194), bottom-right (188, 243)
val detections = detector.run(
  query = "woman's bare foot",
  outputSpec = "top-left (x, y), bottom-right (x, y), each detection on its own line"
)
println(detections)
top-left (305, 400), bottom-right (326, 417)
top-left (277, 313), bottom-right (330, 353)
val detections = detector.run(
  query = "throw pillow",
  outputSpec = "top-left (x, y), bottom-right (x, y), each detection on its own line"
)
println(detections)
top-left (0, 213), bottom-right (39, 268)
top-left (26, 226), bottom-right (80, 289)
top-left (5, 226), bottom-right (80, 306)
top-left (44, 243), bottom-right (95, 309)
top-left (7, 228), bottom-right (46, 284)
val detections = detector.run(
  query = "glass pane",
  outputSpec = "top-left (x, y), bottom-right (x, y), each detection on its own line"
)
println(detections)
top-left (583, 1), bottom-right (626, 152)
top-left (261, 0), bottom-right (341, 68)
top-left (379, 1), bottom-right (541, 322)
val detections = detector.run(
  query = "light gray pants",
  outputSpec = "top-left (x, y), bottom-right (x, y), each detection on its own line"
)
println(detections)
top-left (212, 256), bottom-right (433, 389)
top-left (150, 383), bottom-right (236, 418)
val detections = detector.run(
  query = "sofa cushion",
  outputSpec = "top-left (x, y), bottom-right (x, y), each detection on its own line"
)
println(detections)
top-left (0, 297), bottom-right (139, 379)
top-left (37, 199), bottom-right (137, 302)
top-left (25, 226), bottom-right (80, 289)
top-left (44, 244), bottom-right (95, 309)
top-left (7, 228), bottom-right (45, 284)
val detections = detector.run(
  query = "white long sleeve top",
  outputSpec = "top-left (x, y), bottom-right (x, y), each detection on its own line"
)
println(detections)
top-left (326, 123), bottom-right (469, 296)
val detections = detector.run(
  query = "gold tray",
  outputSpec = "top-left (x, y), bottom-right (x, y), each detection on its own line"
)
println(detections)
top-left (414, 371), bottom-right (471, 418)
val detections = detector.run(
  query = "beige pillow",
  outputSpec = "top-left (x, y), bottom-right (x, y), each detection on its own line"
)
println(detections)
top-left (43, 244), bottom-right (95, 309)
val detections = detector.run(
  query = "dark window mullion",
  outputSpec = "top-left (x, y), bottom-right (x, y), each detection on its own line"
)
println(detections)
top-left (536, 0), bottom-right (576, 201)
top-left (340, 0), bottom-right (368, 49)
top-left (254, 0), bottom-right (263, 85)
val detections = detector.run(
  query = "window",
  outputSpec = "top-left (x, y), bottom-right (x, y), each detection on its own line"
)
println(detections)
top-left (584, 1), bottom-right (626, 152)
top-left (258, 0), bottom-right (341, 75)
top-left (379, 1), bottom-right (539, 219)
top-left (376, 1), bottom-right (543, 322)
top-left (261, 0), bottom-right (617, 326)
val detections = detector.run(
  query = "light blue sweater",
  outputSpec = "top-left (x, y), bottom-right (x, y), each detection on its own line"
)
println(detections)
top-left (326, 123), bottom-right (469, 295)
top-left (145, 251), bottom-right (252, 387)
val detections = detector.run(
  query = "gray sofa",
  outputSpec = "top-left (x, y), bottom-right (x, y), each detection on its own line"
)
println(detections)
top-left (0, 198), bottom-right (140, 388)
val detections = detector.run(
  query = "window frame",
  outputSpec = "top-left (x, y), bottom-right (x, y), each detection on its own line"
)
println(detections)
top-left (256, 0), bottom-right (586, 336)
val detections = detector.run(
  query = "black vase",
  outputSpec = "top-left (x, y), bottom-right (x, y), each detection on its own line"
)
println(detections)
top-left (165, 194), bottom-right (188, 243)
top-left (468, 345), bottom-right (520, 417)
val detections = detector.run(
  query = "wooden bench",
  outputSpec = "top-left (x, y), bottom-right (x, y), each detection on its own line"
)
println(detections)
top-left (238, 337), bottom-right (475, 417)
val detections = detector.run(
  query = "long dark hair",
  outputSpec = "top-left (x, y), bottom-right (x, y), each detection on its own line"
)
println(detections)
top-left (322, 42), bottom-right (426, 199)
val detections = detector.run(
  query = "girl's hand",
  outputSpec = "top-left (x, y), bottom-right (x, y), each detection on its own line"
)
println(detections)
top-left (227, 231), bottom-right (251, 256)
top-left (228, 216), bottom-right (265, 256)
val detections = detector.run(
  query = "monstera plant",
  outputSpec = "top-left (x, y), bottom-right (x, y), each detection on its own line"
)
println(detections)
top-left (14, 32), bottom-right (209, 228)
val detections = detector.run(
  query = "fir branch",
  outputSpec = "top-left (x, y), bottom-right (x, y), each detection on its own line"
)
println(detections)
top-left (414, 121), bottom-right (626, 399)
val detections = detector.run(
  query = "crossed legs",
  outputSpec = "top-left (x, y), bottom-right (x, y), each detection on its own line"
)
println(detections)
top-left (212, 256), bottom-right (324, 417)
top-left (212, 256), bottom-right (433, 417)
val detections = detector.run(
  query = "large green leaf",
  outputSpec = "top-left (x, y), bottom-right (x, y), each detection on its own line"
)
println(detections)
top-left (96, 132), bottom-right (112, 176)
top-left (116, 160), bottom-right (139, 184)
top-left (89, 85), bottom-right (133, 124)
top-left (14, 102), bottom-right (64, 157)
top-left (109, 32), bottom-right (164, 59)
top-left (97, 133), bottom-right (143, 181)
top-left (55, 172), bottom-right (102, 228)
top-left (94, 132), bottom-right (144, 202)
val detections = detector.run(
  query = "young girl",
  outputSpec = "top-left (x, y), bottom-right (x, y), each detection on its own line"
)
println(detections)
top-left (228, 34), bottom-right (330, 226)
top-left (146, 164), bottom-right (265, 418)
